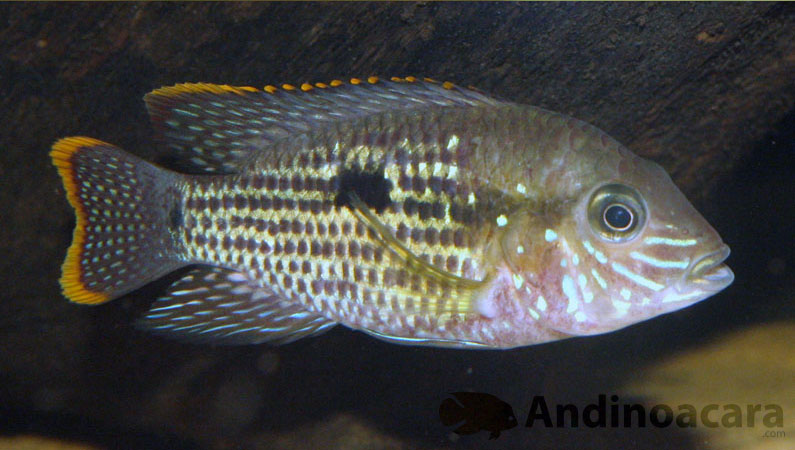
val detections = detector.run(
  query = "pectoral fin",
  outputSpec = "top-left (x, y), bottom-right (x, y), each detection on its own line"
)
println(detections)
top-left (348, 194), bottom-right (484, 291)
top-left (347, 194), bottom-right (486, 318)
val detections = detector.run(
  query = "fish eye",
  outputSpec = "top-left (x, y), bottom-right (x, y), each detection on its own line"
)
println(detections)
top-left (588, 183), bottom-right (646, 242)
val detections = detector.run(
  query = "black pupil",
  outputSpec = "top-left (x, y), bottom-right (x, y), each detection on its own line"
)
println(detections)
top-left (604, 204), bottom-right (632, 230)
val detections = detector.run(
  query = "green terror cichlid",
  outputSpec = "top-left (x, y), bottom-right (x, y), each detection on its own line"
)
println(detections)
top-left (50, 77), bottom-right (733, 348)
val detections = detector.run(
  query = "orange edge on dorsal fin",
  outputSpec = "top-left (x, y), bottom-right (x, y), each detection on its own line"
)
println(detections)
top-left (147, 83), bottom-right (259, 99)
top-left (148, 77), bottom-right (458, 99)
top-left (50, 137), bottom-right (112, 304)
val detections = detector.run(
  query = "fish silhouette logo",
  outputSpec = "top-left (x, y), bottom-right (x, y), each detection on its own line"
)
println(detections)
top-left (439, 392), bottom-right (518, 439)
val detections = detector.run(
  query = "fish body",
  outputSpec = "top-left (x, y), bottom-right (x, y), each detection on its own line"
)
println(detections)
top-left (50, 77), bottom-right (734, 348)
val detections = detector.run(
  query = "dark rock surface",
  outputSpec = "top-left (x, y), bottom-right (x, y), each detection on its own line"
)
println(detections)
top-left (1, 3), bottom-right (792, 449)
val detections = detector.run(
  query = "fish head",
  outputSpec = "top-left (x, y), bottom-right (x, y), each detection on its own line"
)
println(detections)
top-left (501, 152), bottom-right (733, 337)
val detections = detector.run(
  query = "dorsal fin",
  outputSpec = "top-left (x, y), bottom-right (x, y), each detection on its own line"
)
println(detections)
top-left (144, 77), bottom-right (502, 174)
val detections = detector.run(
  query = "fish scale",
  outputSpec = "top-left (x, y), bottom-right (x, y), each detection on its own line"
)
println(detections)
top-left (50, 77), bottom-right (733, 348)
top-left (178, 112), bottom-right (492, 333)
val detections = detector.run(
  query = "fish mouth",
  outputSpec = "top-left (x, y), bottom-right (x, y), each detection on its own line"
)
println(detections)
top-left (685, 244), bottom-right (734, 291)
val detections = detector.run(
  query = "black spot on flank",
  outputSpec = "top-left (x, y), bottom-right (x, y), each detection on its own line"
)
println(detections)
top-left (168, 201), bottom-right (183, 232)
top-left (335, 165), bottom-right (392, 213)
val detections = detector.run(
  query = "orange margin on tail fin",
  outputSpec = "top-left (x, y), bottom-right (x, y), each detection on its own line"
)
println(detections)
top-left (51, 137), bottom-right (111, 304)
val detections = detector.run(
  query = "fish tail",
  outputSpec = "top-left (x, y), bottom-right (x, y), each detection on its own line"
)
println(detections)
top-left (50, 137), bottom-right (185, 304)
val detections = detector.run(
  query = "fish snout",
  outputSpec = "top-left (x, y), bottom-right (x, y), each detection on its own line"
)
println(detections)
top-left (684, 244), bottom-right (734, 292)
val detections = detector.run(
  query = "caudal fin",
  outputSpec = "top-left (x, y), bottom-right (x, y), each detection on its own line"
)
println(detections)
top-left (50, 137), bottom-right (185, 304)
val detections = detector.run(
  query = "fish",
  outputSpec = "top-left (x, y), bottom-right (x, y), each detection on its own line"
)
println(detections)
top-left (49, 76), bottom-right (734, 349)
top-left (439, 392), bottom-right (517, 439)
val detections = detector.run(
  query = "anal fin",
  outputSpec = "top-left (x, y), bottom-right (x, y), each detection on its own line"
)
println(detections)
top-left (139, 266), bottom-right (335, 344)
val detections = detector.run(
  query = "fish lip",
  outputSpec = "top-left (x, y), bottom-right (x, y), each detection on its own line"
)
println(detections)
top-left (685, 244), bottom-right (734, 291)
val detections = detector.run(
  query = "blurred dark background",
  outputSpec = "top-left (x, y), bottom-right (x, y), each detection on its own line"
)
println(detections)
top-left (0, 3), bottom-right (792, 450)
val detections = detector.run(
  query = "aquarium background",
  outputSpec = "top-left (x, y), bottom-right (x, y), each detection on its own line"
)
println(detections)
top-left (0, 3), bottom-right (792, 449)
